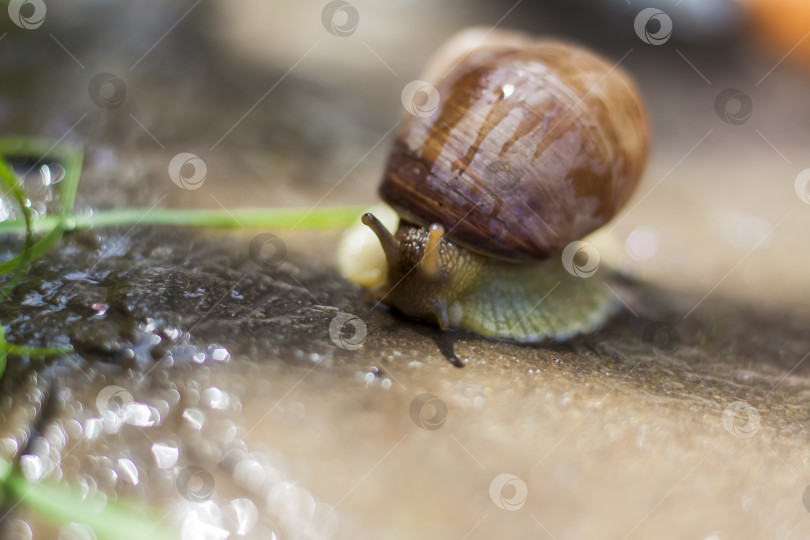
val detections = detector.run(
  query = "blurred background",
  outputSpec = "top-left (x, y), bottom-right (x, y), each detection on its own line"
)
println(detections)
top-left (1, 0), bottom-right (810, 539)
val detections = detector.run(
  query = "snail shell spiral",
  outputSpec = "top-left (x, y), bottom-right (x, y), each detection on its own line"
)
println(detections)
top-left (380, 27), bottom-right (648, 262)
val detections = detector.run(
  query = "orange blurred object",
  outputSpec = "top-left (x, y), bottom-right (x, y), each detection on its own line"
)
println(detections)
top-left (742, 0), bottom-right (810, 63)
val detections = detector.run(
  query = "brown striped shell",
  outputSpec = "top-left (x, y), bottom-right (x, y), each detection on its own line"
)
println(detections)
top-left (380, 28), bottom-right (648, 262)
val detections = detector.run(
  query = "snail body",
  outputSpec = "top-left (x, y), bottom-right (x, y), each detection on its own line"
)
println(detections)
top-left (357, 213), bottom-right (618, 342)
top-left (339, 28), bottom-right (648, 342)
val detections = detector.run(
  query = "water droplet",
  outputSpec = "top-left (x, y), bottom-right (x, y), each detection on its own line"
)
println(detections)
top-left (164, 327), bottom-right (181, 341)
top-left (0, 437), bottom-right (19, 457)
top-left (45, 423), bottom-right (67, 451)
top-left (233, 459), bottom-right (268, 493)
top-left (0, 198), bottom-right (10, 222)
top-left (222, 498), bottom-right (259, 535)
top-left (125, 403), bottom-right (156, 427)
top-left (20, 454), bottom-right (43, 482)
top-left (266, 481), bottom-right (316, 522)
top-left (77, 474), bottom-right (98, 501)
top-left (100, 412), bottom-right (124, 435)
top-left (117, 458), bottom-right (139, 486)
top-left (202, 387), bottom-right (230, 410)
top-left (209, 347), bottom-right (230, 362)
top-left (151, 399), bottom-right (171, 419)
top-left (183, 408), bottom-right (206, 431)
top-left (152, 442), bottom-right (180, 469)
top-left (180, 501), bottom-right (228, 540)
top-left (5, 518), bottom-right (33, 540)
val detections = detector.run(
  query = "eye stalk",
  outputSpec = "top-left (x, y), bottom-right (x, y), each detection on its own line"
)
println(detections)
top-left (360, 212), bottom-right (400, 267)
top-left (362, 213), bottom-right (447, 283)
top-left (337, 204), bottom-right (399, 290)
top-left (420, 224), bottom-right (445, 281)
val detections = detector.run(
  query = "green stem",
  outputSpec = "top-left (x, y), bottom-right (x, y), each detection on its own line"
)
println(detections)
top-left (0, 459), bottom-right (178, 540)
top-left (0, 155), bottom-right (34, 298)
top-left (3, 345), bottom-right (73, 357)
top-left (0, 205), bottom-right (367, 234)
top-left (0, 137), bottom-right (83, 277)
top-left (0, 325), bottom-right (7, 380)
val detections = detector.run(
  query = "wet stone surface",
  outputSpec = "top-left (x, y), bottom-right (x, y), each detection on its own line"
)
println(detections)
top-left (1, 221), bottom-right (809, 539)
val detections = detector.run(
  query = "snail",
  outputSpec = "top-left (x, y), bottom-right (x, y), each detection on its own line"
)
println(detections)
top-left (338, 27), bottom-right (648, 343)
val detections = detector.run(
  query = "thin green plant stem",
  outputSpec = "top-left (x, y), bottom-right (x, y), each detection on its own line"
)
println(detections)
top-left (0, 312), bottom-right (71, 373)
top-left (3, 344), bottom-right (73, 358)
top-left (0, 137), bottom-right (84, 219)
top-left (0, 155), bottom-right (33, 297)
top-left (0, 137), bottom-right (83, 277)
top-left (0, 459), bottom-right (178, 540)
top-left (0, 324), bottom-right (6, 381)
top-left (0, 224), bottom-right (64, 274)
top-left (0, 205), bottom-right (368, 234)
top-left (0, 139), bottom-right (82, 365)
